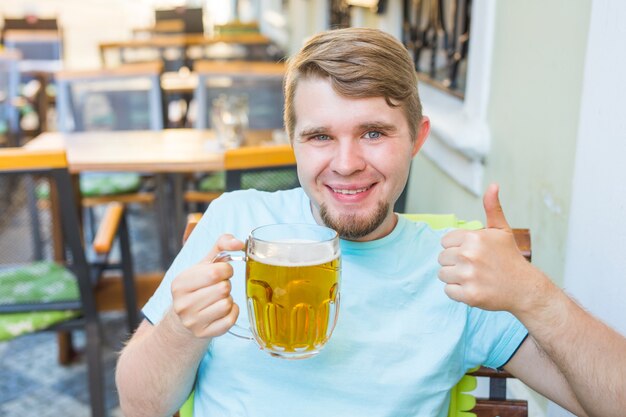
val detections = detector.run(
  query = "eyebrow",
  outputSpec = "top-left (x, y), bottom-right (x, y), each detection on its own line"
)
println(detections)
top-left (296, 126), bottom-right (328, 139)
top-left (297, 122), bottom-right (398, 139)
top-left (358, 122), bottom-right (397, 133)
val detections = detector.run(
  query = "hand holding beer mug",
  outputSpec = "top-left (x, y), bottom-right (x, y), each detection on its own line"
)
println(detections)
top-left (214, 224), bottom-right (341, 359)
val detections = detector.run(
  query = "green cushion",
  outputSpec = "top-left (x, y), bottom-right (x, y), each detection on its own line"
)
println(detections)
top-left (198, 170), bottom-right (299, 194)
top-left (179, 391), bottom-right (195, 417)
top-left (241, 170), bottom-right (299, 192)
top-left (198, 172), bottom-right (225, 192)
top-left (447, 368), bottom-right (478, 417)
top-left (0, 261), bottom-right (81, 341)
top-left (79, 172), bottom-right (142, 197)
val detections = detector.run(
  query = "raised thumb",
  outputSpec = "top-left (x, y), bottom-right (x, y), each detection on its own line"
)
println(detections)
top-left (483, 183), bottom-right (511, 230)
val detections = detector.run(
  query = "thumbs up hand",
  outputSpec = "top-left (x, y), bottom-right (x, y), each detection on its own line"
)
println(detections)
top-left (438, 184), bottom-right (541, 314)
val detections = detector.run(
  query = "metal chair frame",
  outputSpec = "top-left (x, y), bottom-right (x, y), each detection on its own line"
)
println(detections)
top-left (0, 151), bottom-right (138, 417)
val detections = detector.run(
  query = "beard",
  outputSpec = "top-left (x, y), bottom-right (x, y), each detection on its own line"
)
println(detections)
top-left (319, 200), bottom-right (390, 240)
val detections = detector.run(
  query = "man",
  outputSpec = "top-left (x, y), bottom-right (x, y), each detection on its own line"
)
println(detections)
top-left (116, 28), bottom-right (626, 417)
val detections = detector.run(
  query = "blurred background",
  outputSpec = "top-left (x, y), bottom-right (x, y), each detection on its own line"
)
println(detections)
top-left (1, 1), bottom-right (624, 417)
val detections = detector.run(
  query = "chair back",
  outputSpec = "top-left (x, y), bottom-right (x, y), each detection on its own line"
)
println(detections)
top-left (155, 7), bottom-right (204, 34)
top-left (3, 29), bottom-right (63, 61)
top-left (55, 62), bottom-right (164, 132)
top-left (0, 50), bottom-right (21, 144)
top-left (0, 148), bottom-right (94, 315)
top-left (224, 144), bottom-right (299, 192)
top-left (193, 60), bottom-right (285, 130)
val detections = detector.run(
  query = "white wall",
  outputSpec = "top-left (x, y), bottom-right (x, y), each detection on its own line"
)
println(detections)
top-left (549, 0), bottom-right (626, 414)
top-left (562, 0), bottom-right (626, 340)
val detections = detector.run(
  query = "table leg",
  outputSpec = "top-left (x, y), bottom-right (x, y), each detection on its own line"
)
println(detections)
top-left (155, 174), bottom-right (173, 269)
top-left (171, 173), bottom-right (185, 256)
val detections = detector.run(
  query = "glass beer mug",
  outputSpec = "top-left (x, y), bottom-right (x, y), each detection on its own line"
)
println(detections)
top-left (214, 223), bottom-right (341, 359)
top-left (210, 94), bottom-right (249, 149)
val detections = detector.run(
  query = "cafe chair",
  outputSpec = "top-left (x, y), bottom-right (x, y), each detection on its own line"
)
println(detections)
top-left (56, 61), bottom-right (164, 133)
top-left (2, 29), bottom-right (63, 62)
top-left (0, 147), bottom-right (139, 417)
top-left (192, 60), bottom-right (285, 130)
top-left (55, 61), bottom-right (164, 224)
top-left (183, 143), bottom-right (299, 213)
top-left (186, 61), bottom-right (294, 208)
top-left (177, 213), bottom-right (530, 417)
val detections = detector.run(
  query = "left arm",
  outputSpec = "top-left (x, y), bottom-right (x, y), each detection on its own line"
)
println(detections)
top-left (438, 184), bottom-right (626, 417)
top-left (503, 336), bottom-right (586, 416)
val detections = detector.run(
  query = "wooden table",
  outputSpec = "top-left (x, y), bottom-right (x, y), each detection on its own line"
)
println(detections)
top-left (99, 33), bottom-right (274, 69)
top-left (26, 129), bottom-right (295, 265)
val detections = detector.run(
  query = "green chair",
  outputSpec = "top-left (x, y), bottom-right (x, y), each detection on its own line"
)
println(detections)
top-left (0, 148), bottom-right (139, 417)
top-left (184, 143), bottom-right (299, 213)
top-left (177, 213), bottom-right (530, 417)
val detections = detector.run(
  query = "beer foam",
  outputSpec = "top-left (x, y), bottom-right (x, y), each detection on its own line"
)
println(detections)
top-left (249, 241), bottom-right (338, 267)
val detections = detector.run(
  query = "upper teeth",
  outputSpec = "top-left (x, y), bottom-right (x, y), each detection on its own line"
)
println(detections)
top-left (333, 187), bottom-right (369, 195)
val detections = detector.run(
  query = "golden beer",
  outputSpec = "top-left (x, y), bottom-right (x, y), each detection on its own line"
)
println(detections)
top-left (246, 255), bottom-right (341, 358)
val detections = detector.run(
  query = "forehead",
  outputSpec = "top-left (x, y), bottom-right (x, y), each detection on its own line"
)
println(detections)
top-left (293, 77), bottom-right (408, 132)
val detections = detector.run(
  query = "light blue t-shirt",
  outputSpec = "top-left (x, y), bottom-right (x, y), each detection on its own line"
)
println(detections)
top-left (143, 188), bottom-right (528, 417)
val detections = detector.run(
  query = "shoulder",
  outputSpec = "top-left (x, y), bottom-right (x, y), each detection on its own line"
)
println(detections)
top-left (397, 216), bottom-right (448, 253)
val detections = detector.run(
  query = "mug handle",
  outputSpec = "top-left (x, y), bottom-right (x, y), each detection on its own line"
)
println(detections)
top-left (212, 250), bottom-right (254, 341)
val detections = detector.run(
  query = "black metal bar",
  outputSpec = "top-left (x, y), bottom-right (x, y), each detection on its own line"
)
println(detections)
top-left (172, 173), bottom-right (185, 256)
top-left (226, 169), bottom-right (243, 192)
top-left (395, 167), bottom-right (411, 213)
top-left (489, 377), bottom-right (507, 401)
top-left (51, 167), bottom-right (107, 416)
top-left (118, 208), bottom-right (139, 331)
top-left (51, 168), bottom-right (98, 318)
top-left (85, 320), bottom-right (106, 417)
top-left (24, 175), bottom-right (44, 260)
top-left (155, 173), bottom-right (173, 269)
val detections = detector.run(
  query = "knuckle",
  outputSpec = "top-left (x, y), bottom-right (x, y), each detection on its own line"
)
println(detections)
top-left (181, 316), bottom-right (194, 330)
top-left (216, 296), bottom-right (234, 312)
top-left (217, 234), bottom-right (235, 248)
top-left (213, 280), bottom-right (231, 298)
top-left (207, 263), bottom-right (233, 283)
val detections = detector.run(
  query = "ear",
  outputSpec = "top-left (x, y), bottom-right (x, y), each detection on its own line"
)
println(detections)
top-left (411, 116), bottom-right (430, 158)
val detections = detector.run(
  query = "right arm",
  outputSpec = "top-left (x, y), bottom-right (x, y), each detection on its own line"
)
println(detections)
top-left (115, 235), bottom-right (244, 417)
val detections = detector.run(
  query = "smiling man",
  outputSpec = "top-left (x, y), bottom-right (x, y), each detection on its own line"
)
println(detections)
top-left (291, 76), bottom-right (428, 240)
top-left (116, 28), bottom-right (626, 417)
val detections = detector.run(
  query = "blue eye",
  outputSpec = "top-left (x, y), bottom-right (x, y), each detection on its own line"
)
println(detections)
top-left (364, 131), bottom-right (382, 139)
top-left (313, 134), bottom-right (331, 141)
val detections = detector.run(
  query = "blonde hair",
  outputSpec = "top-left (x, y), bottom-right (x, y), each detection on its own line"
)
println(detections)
top-left (284, 27), bottom-right (423, 141)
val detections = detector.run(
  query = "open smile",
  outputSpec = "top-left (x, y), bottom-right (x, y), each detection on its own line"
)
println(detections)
top-left (330, 185), bottom-right (372, 195)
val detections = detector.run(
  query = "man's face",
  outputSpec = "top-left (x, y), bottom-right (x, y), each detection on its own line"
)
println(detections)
top-left (292, 77), bottom-right (429, 241)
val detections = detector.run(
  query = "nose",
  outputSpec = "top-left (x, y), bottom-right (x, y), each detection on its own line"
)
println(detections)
top-left (330, 139), bottom-right (366, 176)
